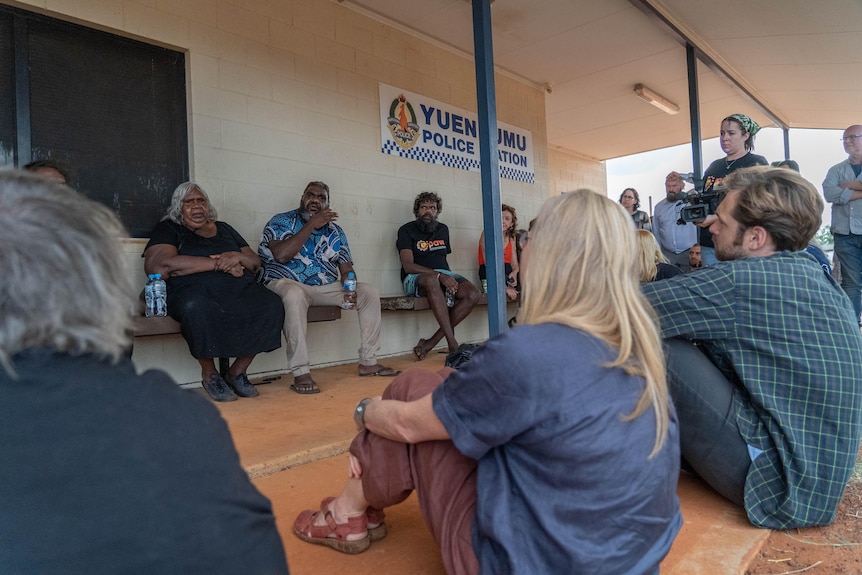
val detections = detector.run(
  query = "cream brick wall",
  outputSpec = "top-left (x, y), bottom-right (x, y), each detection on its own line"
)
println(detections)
top-left (13, 0), bottom-right (603, 384)
top-left (548, 147), bottom-right (608, 197)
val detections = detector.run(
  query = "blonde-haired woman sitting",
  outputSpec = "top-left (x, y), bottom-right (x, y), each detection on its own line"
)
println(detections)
top-left (637, 229), bottom-right (684, 283)
top-left (290, 190), bottom-right (682, 574)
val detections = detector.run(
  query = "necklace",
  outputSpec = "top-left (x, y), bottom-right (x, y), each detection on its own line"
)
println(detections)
top-left (725, 151), bottom-right (748, 170)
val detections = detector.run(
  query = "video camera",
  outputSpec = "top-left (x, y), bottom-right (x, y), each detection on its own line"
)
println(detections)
top-left (677, 185), bottom-right (724, 225)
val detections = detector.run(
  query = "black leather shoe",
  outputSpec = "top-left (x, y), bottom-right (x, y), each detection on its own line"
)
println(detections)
top-left (202, 374), bottom-right (238, 402)
top-left (225, 372), bottom-right (259, 398)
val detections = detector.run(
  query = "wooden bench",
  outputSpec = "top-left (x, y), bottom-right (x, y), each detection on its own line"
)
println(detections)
top-left (133, 306), bottom-right (343, 380)
top-left (380, 293), bottom-right (517, 311)
top-left (132, 306), bottom-right (342, 338)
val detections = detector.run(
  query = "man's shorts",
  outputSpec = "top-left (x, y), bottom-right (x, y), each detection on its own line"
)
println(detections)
top-left (403, 270), bottom-right (467, 297)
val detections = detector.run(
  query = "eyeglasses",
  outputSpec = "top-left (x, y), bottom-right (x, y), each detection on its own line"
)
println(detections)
top-left (518, 231), bottom-right (530, 249)
top-left (842, 134), bottom-right (862, 143)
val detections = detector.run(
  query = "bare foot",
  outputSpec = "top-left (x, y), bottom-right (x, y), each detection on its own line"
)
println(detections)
top-left (358, 364), bottom-right (401, 377)
top-left (413, 338), bottom-right (432, 361)
top-left (290, 373), bottom-right (320, 394)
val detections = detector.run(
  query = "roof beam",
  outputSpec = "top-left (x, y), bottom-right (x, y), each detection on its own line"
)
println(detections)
top-left (628, 0), bottom-right (789, 130)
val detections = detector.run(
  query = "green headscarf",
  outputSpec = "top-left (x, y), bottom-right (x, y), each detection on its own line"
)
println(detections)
top-left (726, 113), bottom-right (761, 136)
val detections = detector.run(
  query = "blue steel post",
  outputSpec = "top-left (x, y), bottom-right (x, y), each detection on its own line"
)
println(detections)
top-left (686, 44), bottom-right (702, 189)
top-left (783, 127), bottom-right (791, 160)
top-left (13, 14), bottom-right (31, 166)
top-left (471, 0), bottom-right (506, 336)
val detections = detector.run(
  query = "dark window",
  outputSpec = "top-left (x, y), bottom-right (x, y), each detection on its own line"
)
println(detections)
top-left (0, 13), bottom-right (14, 166)
top-left (0, 5), bottom-right (188, 237)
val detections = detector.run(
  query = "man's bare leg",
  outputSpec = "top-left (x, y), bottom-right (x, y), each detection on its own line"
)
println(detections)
top-left (414, 272), bottom-right (458, 358)
top-left (417, 278), bottom-right (482, 356)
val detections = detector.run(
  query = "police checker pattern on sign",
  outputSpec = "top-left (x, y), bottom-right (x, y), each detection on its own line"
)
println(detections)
top-left (379, 83), bottom-right (534, 183)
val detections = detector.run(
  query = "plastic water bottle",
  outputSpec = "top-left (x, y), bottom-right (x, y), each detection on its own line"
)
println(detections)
top-left (145, 274), bottom-right (167, 317)
top-left (445, 289), bottom-right (455, 308)
top-left (144, 275), bottom-right (156, 317)
top-left (152, 274), bottom-right (167, 316)
top-left (342, 272), bottom-right (357, 310)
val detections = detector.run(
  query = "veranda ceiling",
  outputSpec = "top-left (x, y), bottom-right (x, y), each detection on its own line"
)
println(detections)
top-left (341, 0), bottom-right (862, 160)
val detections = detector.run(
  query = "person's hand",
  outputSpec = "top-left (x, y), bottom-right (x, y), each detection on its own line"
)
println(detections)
top-left (309, 208), bottom-right (338, 229)
top-left (211, 252), bottom-right (245, 276)
top-left (439, 273), bottom-right (458, 294)
top-left (505, 287), bottom-right (518, 300)
top-left (695, 214), bottom-right (718, 228)
top-left (348, 454), bottom-right (363, 479)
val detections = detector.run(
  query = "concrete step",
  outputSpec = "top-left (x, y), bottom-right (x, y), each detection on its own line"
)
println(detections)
top-left (211, 352), bottom-right (769, 574)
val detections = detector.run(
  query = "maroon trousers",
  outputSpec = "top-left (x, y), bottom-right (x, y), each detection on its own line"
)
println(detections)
top-left (349, 368), bottom-right (480, 575)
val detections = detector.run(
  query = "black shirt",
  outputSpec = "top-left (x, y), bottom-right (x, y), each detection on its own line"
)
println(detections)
top-left (396, 220), bottom-right (452, 280)
top-left (0, 351), bottom-right (289, 574)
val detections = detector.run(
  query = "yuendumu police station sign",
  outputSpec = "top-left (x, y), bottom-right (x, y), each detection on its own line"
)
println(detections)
top-left (379, 83), bottom-right (534, 184)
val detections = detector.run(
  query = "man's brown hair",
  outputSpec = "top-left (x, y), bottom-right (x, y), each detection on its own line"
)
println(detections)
top-left (723, 166), bottom-right (823, 252)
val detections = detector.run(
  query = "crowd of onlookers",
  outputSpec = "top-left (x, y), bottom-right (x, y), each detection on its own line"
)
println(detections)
top-left (4, 118), bottom-right (862, 574)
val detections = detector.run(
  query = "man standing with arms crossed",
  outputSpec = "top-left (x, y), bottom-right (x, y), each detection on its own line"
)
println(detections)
top-left (823, 124), bottom-right (862, 324)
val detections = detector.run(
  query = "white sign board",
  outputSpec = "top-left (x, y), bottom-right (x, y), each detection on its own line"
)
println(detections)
top-left (379, 83), bottom-right (534, 184)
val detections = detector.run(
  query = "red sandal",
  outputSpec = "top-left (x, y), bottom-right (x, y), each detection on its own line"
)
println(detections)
top-left (321, 497), bottom-right (387, 542)
top-left (293, 505), bottom-right (370, 554)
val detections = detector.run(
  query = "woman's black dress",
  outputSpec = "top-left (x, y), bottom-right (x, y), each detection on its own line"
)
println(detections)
top-left (146, 220), bottom-right (284, 359)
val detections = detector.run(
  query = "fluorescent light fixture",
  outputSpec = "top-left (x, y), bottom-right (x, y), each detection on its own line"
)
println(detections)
top-left (633, 83), bottom-right (680, 115)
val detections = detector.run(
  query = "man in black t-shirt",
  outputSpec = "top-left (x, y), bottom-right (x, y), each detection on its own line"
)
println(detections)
top-left (396, 192), bottom-right (481, 360)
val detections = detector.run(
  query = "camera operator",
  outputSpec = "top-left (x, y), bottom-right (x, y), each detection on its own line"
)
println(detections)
top-left (698, 114), bottom-right (769, 266)
top-left (642, 166), bottom-right (862, 529)
top-left (652, 171), bottom-right (698, 269)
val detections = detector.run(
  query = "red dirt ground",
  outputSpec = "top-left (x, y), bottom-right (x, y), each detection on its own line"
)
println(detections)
top-left (746, 454), bottom-right (862, 574)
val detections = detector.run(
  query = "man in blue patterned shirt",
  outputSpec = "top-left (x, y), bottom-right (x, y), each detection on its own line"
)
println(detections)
top-left (643, 166), bottom-right (862, 529)
top-left (259, 181), bottom-right (399, 394)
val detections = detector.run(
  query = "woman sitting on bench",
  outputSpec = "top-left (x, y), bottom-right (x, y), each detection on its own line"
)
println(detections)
top-left (144, 182), bottom-right (284, 402)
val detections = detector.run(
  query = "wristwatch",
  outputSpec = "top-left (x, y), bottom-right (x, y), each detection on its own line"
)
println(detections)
top-left (354, 397), bottom-right (373, 431)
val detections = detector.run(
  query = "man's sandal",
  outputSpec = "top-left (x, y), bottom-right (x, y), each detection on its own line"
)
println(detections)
top-left (293, 507), bottom-right (370, 554)
top-left (321, 497), bottom-right (387, 542)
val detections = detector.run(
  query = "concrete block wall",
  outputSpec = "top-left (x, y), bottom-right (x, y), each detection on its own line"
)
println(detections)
top-left (548, 147), bottom-right (608, 197)
top-left (14, 0), bottom-right (604, 384)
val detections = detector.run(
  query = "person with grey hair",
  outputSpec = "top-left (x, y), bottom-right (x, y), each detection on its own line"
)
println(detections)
top-left (824, 124), bottom-right (862, 323)
top-left (0, 171), bottom-right (289, 573)
top-left (145, 182), bottom-right (284, 401)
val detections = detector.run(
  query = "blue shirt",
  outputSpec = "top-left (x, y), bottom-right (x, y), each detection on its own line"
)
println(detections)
top-left (643, 252), bottom-right (862, 528)
top-left (432, 324), bottom-right (682, 575)
top-left (258, 209), bottom-right (352, 286)
top-left (653, 197), bottom-right (698, 254)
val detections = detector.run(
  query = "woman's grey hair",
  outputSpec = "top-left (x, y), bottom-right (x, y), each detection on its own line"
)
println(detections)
top-left (0, 171), bottom-right (136, 375)
top-left (166, 181), bottom-right (218, 224)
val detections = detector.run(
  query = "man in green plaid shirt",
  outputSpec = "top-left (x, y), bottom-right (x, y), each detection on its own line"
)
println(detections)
top-left (643, 166), bottom-right (862, 529)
